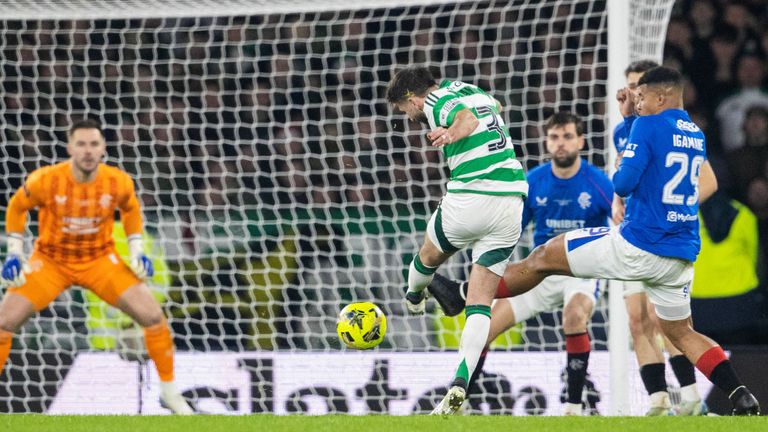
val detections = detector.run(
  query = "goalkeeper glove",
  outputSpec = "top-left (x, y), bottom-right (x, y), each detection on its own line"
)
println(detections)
top-left (2, 234), bottom-right (29, 288)
top-left (128, 235), bottom-right (154, 279)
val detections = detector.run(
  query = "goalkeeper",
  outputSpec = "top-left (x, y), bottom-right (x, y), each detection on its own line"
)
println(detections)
top-left (0, 119), bottom-right (193, 415)
top-left (84, 222), bottom-right (169, 354)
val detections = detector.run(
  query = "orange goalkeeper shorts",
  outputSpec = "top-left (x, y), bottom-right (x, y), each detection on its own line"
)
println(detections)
top-left (7, 249), bottom-right (142, 311)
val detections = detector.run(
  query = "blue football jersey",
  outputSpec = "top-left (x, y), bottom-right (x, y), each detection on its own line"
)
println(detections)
top-left (615, 109), bottom-right (705, 261)
top-left (613, 121), bottom-right (628, 153)
top-left (523, 160), bottom-right (614, 247)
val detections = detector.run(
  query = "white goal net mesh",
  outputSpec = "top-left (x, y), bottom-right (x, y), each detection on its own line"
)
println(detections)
top-left (0, 0), bottom-right (674, 414)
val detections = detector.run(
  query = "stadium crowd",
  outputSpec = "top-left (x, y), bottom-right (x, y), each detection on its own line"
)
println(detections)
top-left (663, 0), bottom-right (768, 344)
top-left (0, 0), bottom-right (766, 350)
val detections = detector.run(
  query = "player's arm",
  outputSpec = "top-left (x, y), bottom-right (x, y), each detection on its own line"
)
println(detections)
top-left (118, 175), bottom-right (153, 280)
top-left (613, 162), bottom-right (644, 198)
top-left (427, 108), bottom-right (479, 146)
top-left (613, 118), bottom-right (652, 197)
top-left (611, 194), bottom-right (626, 225)
top-left (698, 160), bottom-right (718, 203)
top-left (424, 91), bottom-right (478, 146)
top-left (521, 199), bottom-right (533, 230)
top-left (2, 175), bottom-right (44, 287)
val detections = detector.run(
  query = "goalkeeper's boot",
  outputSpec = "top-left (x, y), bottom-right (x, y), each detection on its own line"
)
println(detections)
top-left (645, 392), bottom-right (674, 416)
top-left (563, 402), bottom-right (583, 416)
top-left (731, 387), bottom-right (760, 416)
top-left (405, 290), bottom-right (427, 315)
top-left (430, 386), bottom-right (466, 415)
top-left (427, 274), bottom-right (466, 317)
top-left (160, 385), bottom-right (194, 415)
top-left (677, 399), bottom-right (709, 416)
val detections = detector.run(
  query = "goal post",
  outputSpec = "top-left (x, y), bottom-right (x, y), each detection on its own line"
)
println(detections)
top-left (607, 0), bottom-right (676, 415)
top-left (0, 0), bottom-right (676, 415)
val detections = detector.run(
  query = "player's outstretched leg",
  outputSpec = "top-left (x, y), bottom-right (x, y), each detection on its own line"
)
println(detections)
top-left (427, 273), bottom-right (465, 317)
top-left (660, 319), bottom-right (760, 416)
top-left (405, 254), bottom-right (434, 314)
top-left (669, 351), bottom-right (707, 415)
top-left (117, 283), bottom-right (194, 415)
top-left (406, 238), bottom-right (451, 315)
top-left (562, 293), bottom-right (596, 416)
top-left (432, 266), bottom-right (497, 415)
top-left (640, 363), bottom-right (673, 416)
top-left (0, 293), bottom-right (36, 377)
top-left (144, 319), bottom-right (194, 415)
top-left (427, 270), bottom-right (535, 317)
top-left (431, 385), bottom-right (467, 415)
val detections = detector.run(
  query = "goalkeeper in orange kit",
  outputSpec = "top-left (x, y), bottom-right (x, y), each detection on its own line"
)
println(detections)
top-left (0, 119), bottom-right (193, 414)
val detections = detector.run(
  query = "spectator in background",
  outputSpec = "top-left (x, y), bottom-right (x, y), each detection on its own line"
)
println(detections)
top-left (688, 0), bottom-right (719, 41)
top-left (691, 191), bottom-right (766, 345)
top-left (702, 25), bottom-right (741, 109)
top-left (665, 17), bottom-right (696, 70)
top-left (716, 51), bottom-right (768, 154)
top-left (722, 1), bottom-right (762, 48)
top-left (727, 105), bottom-right (768, 204)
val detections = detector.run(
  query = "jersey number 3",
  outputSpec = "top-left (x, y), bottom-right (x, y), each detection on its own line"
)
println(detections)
top-left (476, 106), bottom-right (507, 152)
top-left (662, 152), bottom-right (703, 206)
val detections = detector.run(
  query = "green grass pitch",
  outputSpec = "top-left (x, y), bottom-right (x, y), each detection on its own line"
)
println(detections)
top-left (3, 415), bottom-right (767, 432)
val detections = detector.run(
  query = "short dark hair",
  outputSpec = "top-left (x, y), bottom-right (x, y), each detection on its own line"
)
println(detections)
top-left (745, 105), bottom-right (768, 121)
top-left (637, 66), bottom-right (683, 89)
top-left (386, 66), bottom-right (437, 104)
top-left (68, 118), bottom-right (104, 138)
top-left (624, 60), bottom-right (660, 77)
top-left (544, 111), bottom-right (584, 136)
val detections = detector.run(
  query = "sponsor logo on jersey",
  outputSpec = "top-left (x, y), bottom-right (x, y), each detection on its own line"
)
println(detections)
top-left (676, 119), bottom-right (700, 132)
top-left (578, 192), bottom-right (592, 209)
top-left (99, 194), bottom-right (112, 209)
top-left (61, 217), bottom-right (101, 234)
top-left (623, 143), bottom-right (638, 158)
top-left (617, 137), bottom-right (628, 151)
top-left (535, 196), bottom-right (548, 206)
top-left (545, 219), bottom-right (586, 230)
top-left (666, 211), bottom-right (698, 223)
top-left (442, 99), bottom-right (460, 112)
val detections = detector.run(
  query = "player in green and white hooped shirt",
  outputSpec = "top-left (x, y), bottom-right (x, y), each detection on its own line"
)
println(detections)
top-left (387, 66), bottom-right (527, 414)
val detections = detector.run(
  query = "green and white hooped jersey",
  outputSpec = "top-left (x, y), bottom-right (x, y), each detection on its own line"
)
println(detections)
top-left (425, 80), bottom-right (527, 197)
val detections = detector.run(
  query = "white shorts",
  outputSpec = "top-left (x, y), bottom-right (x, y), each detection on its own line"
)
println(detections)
top-left (427, 192), bottom-right (523, 276)
top-left (622, 281), bottom-right (646, 298)
top-left (501, 275), bottom-right (604, 323)
top-left (564, 226), bottom-right (694, 321)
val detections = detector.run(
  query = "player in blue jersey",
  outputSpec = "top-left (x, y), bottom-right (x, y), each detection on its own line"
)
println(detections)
top-left (612, 61), bottom-right (660, 157)
top-left (614, 60), bottom-right (707, 416)
top-left (430, 111), bottom-right (613, 415)
top-left (477, 66), bottom-right (758, 415)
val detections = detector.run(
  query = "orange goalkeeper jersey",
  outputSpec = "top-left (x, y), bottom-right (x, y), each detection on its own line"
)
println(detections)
top-left (6, 161), bottom-right (144, 264)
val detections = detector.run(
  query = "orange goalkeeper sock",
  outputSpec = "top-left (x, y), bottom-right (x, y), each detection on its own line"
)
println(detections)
top-left (0, 330), bottom-right (12, 376)
top-left (144, 319), bottom-right (175, 382)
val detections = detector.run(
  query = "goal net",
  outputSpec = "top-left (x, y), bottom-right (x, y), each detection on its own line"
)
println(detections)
top-left (0, 0), bottom-right (676, 415)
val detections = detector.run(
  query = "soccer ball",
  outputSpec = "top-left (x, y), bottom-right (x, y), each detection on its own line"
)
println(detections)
top-left (336, 302), bottom-right (387, 350)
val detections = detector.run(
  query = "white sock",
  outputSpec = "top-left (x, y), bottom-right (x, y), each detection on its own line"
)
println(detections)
top-left (455, 307), bottom-right (491, 386)
top-left (680, 383), bottom-right (700, 402)
top-left (649, 391), bottom-right (670, 407)
top-left (407, 255), bottom-right (435, 295)
top-left (160, 380), bottom-right (178, 396)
